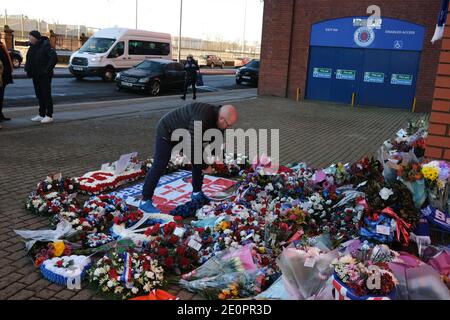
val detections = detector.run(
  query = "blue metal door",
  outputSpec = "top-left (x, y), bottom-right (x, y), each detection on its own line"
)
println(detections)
top-left (306, 17), bottom-right (425, 109)
top-left (331, 48), bottom-right (364, 103)
top-left (305, 46), bottom-right (335, 101)
top-left (357, 49), bottom-right (391, 107)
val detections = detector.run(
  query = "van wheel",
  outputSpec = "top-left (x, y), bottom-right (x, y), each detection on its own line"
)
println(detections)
top-left (102, 67), bottom-right (115, 82)
top-left (220, 63), bottom-right (224, 69)
top-left (75, 75), bottom-right (84, 81)
top-left (149, 80), bottom-right (161, 96)
top-left (210, 63), bottom-right (215, 69)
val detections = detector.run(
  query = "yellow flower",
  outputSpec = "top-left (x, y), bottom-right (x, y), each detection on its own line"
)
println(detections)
top-left (53, 241), bottom-right (65, 257)
top-left (231, 289), bottom-right (239, 296)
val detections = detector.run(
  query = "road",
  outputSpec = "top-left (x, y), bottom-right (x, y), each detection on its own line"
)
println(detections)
top-left (4, 74), bottom-right (254, 108)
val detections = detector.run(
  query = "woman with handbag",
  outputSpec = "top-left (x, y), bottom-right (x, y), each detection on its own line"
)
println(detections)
top-left (181, 54), bottom-right (200, 100)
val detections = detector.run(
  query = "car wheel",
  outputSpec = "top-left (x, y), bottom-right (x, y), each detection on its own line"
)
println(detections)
top-left (236, 78), bottom-right (242, 85)
top-left (102, 67), bottom-right (115, 82)
top-left (75, 75), bottom-right (84, 81)
top-left (149, 80), bottom-right (161, 96)
top-left (220, 63), bottom-right (224, 69)
top-left (12, 58), bottom-right (21, 68)
top-left (210, 63), bottom-right (215, 69)
top-left (116, 85), bottom-right (122, 91)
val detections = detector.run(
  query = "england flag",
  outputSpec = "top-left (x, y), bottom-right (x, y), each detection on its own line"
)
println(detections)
top-left (431, 0), bottom-right (450, 43)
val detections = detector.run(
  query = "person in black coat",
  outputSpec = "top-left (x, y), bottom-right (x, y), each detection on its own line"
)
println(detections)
top-left (0, 36), bottom-right (13, 123)
top-left (25, 30), bottom-right (58, 124)
top-left (181, 54), bottom-right (200, 100)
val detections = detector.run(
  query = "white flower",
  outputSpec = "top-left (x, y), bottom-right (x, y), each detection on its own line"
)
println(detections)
top-left (107, 280), bottom-right (115, 288)
top-left (114, 286), bottom-right (124, 294)
top-left (379, 187), bottom-right (394, 200)
top-left (131, 287), bottom-right (139, 294)
top-left (145, 271), bottom-right (154, 279)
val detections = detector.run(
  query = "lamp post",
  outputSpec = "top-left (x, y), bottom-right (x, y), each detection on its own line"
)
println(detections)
top-left (135, 0), bottom-right (138, 29)
top-left (178, 0), bottom-right (183, 62)
top-left (242, 0), bottom-right (247, 55)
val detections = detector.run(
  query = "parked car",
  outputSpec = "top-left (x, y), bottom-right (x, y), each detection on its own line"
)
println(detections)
top-left (115, 59), bottom-right (185, 96)
top-left (9, 49), bottom-right (23, 68)
top-left (69, 28), bottom-right (172, 81)
top-left (197, 55), bottom-right (224, 68)
top-left (234, 57), bottom-right (250, 68)
top-left (235, 59), bottom-right (259, 86)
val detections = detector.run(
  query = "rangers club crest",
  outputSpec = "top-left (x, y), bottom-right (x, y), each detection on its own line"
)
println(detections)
top-left (354, 26), bottom-right (375, 47)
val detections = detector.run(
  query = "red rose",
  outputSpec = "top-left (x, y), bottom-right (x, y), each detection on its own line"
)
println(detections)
top-left (157, 247), bottom-right (168, 256)
top-left (109, 268), bottom-right (119, 279)
top-left (194, 227), bottom-right (205, 234)
top-left (56, 260), bottom-right (63, 267)
top-left (174, 216), bottom-right (183, 224)
top-left (114, 217), bottom-right (121, 225)
top-left (168, 235), bottom-right (179, 244)
top-left (163, 222), bottom-right (176, 235)
top-left (176, 246), bottom-right (187, 256)
top-left (180, 257), bottom-right (190, 268)
top-left (164, 256), bottom-right (174, 269)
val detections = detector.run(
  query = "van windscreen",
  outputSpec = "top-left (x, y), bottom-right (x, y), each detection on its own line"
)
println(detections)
top-left (79, 37), bottom-right (116, 54)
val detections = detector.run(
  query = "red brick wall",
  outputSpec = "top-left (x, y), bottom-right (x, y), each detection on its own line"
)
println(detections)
top-left (259, 0), bottom-right (441, 112)
top-left (426, 11), bottom-right (450, 160)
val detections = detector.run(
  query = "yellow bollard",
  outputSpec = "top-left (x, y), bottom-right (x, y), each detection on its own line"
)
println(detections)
top-left (351, 93), bottom-right (356, 108)
top-left (296, 88), bottom-right (301, 102)
top-left (412, 97), bottom-right (417, 113)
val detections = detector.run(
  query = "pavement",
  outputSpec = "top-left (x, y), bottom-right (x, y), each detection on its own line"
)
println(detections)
top-left (12, 66), bottom-right (236, 79)
top-left (0, 91), bottom-right (426, 300)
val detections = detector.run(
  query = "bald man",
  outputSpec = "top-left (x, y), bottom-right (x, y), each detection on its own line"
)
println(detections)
top-left (139, 102), bottom-right (238, 214)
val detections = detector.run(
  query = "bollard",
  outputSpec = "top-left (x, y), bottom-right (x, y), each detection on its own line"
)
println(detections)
top-left (351, 93), bottom-right (356, 108)
top-left (412, 97), bottom-right (417, 113)
top-left (296, 88), bottom-right (301, 101)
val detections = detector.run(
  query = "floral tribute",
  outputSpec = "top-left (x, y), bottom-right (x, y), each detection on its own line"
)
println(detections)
top-left (87, 251), bottom-right (164, 300)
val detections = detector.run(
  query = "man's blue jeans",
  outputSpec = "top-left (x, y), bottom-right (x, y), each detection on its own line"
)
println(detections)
top-left (142, 136), bottom-right (204, 201)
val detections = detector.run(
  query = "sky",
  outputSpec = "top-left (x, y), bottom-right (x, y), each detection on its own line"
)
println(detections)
top-left (0, 0), bottom-right (264, 43)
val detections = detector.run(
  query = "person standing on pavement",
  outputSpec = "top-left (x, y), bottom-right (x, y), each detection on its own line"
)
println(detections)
top-left (181, 54), bottom-right (199, 101)
top-left (49, 30), bottom-right (57, 49)
top-left (0, 34), bottom-right (13, 126)
top-left (139, 102), bottom-right (238, 214)
top-left (25, 30), bottom-right (58, 124)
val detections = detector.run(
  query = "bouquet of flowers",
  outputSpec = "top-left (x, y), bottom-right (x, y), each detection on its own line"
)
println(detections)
top-left (87, 250), bottom-right (164, 299)
top-left (142, 219), bottom-right (202, 274)
top-left (331, 243), bottom-right (399, 299)
top-left (32, 240), bottom-right (73, 267)
top-left (422, 161), bottom-right (450, 212)
top-left (26, 191), bottom-right (78, 216)
top-left (85, 233), bottom-right (115, 248)
top-left (350, 157), bottom-right (384, 186)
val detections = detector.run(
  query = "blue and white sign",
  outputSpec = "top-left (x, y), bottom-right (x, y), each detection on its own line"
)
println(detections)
top-left (310, 17), bottom-right (425, 51)
top-left (421, 205), bottom-right (450, 232)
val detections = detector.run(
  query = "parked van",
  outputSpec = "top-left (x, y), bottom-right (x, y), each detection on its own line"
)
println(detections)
top-left (69, 28), bottom-right (172, 81)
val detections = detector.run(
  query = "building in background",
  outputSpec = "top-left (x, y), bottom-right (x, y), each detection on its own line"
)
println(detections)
top-left (259, 0), bottom-right (442, 112)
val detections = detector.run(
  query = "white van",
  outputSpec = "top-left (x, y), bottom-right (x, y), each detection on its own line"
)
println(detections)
top-left (68, 28), bottom-right (172, 81)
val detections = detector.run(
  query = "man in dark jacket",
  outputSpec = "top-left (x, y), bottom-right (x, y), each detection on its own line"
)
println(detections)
top-left (139, 102), bottom-right (238, 214)
top-left (181, 54), bottom-right (200, 101)
top-left (0, 35), bottom-right (13, 124)
top-left (25, 30), bottom-right (58, 124)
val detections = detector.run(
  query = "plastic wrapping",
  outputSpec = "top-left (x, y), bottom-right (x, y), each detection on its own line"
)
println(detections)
top-left (14, 220), bottom-right (76, 251)
top-left (254, 276), bottom-right (293, 300)
top-left (179, 245), bottom-right (259, 297)
top-left (277, 245), bottom-right (339, 300)
top-left (389, 253), bottom-right (450, 300)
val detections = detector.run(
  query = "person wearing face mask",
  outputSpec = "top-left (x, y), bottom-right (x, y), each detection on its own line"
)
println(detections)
top-left (181, 53), bottom-right (200, 101)
top-left (25, 30), bottom-right (58, 124)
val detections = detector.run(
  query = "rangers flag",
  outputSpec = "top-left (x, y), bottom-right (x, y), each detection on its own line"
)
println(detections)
top-left (431, 0), bottom-right (450, 43)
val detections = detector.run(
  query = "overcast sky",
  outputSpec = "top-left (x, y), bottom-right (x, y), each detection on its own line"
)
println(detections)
top-left (1, 0), bottom-right (264, 43)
